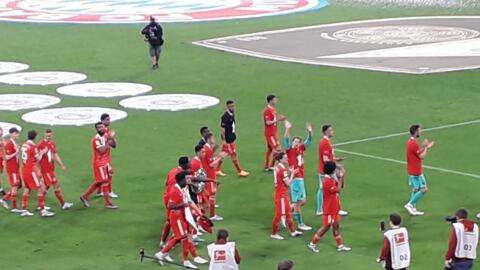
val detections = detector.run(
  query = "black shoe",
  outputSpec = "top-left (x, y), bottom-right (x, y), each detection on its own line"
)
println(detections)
top-left (152, 64), bottom-right (156, 70)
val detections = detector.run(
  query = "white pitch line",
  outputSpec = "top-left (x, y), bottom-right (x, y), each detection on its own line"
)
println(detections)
top-left (335, 119), bottom-right (480, 147)
top-left (336, 149), bottom-right (480, 179)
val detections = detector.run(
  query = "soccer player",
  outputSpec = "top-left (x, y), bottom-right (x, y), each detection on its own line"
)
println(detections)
top-left (0, 128), bottom-right (21, 212)
top-left (191, 145), bottom-right (208, 212)
top-left (80, 122), bottom-right (118, 209)
top-left (308, 161), bottom-right (351, 253)
top-left (202, 133), bottom-right (227, 221)
top-left (37, 129), bottom-right (73, 210)
top-left (20, 130), bottom-right (54, 217)
top-left (284, 120), bottom-right (312, 231)
top-left (378, 213), bottom-right (411, 270)
top-left (404, 124), bottom-right (434, 216)
top-left (316, 124), bottom-right (347, 216)
top-left (270, 152), bottom-right (303, 240)
top-left (0, 128), bottom-right (5, 197)
top-left (216, 100), bottom-right (249, 177)
top-left (155, 171), bottom-right (203, 270)
top-left (207, 229), bottom-right (241, 270)
top-left (96, 113), bottom-right (118, 199)
top-left (198, 126), bottom-right (209, 147)
top-left (263, 94), bottom-right (285, 171)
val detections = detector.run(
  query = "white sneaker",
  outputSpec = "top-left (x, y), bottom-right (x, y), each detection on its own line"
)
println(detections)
top-left (280, 216), bottom-right (287, 228)
top-left (414, 209), bottom-right (425, 216)
top-left (337, 245), bottom-right (352, 252)
top-left (215, 204), bottom-right (220, 208)
top-left (316, 211), bottom-right (323, 216)
top-left (36, 205), bottom-right (51, 211)
top-left (183, 260), bottom-right (198, 269)
top-left (198, 226), bottom-right (207, 233)
top-left (307, 243), bottom-right (319, 253)
top-left (41, 209), bottom-right (55, 217)
top-left (96, 192), bottom-right (104, 197)
top-left (290, 230), bottom-right (303, 237)
top-left (109, 192), bottom-right (118, 198)
top-left (192, 235), bottom-right (205, 242)
top-left (0, 199), bottom-right (9, 210)
top-left (404, 203), bottom-right (417, 216)
top-left (339, 210), bottom-right (349, 216)
top-left (164, 254), bottom-right (174, 263)
top-left (193, 256), bottom-right (208, 264)
top-left (298, 223), bottom-right (312, 231)
top-left (154, 251), bottom-right (166, 265)
top-left (270, 234), bottom-right (284, 240)
top-left (210, 215), bottom-right (224, 221)
top-left (476, 213), bottom-right (480, 219)
top-left (10, 208), bottom-right (23, 213)
top-left (21, 210), bottom-right (34, 217)
top-left (62, 202), bottom-right (74, 210)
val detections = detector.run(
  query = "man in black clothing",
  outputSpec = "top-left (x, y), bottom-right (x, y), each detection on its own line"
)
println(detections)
top-left (216, 100), bottom-right (249, 177)
top-left (141, 16), bottom-right (164, 69)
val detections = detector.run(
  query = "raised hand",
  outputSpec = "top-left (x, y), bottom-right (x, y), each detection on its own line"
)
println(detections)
top-left (306, 122), bottom-right (313, 132)
top-left (285, 120), bottom-right (292, 129)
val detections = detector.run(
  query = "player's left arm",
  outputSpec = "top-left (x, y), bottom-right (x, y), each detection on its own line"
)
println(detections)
top-left (304, 122), bottom-right (313, 148)
top-left (234, 247), bottom-right (241, 264)
top-left (108, 129), bottom-right (117, 149)
top-left (283, 120), bottom-right (292, 149)
top-left (54, 153), bottom-right (66, 171)
top-left (209, 152), bottom-right (227, 168)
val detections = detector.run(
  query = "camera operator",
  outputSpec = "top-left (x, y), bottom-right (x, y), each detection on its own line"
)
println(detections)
top-left (141, 16), bottom-right (164, 70)
top-left (445, 208), bottom-right (479, 270)
top-left (378, 213), bottom-right (411, 270)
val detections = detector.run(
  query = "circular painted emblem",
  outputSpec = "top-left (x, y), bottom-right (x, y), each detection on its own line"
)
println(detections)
top-left (21, 107), bottom-right (128, 126)
top-left (0, 94), bottom-right (61, 111)
top-left (57, 82), bottom-right (152, 98)
top-left (332, 25), bottom-right (480, 45)
top-left (119, 94), bottom-right (220, 111)
top-left (0, 62), bottom-right (29, 74)
top-left (0, 0), bottom-right (327, 23)
top-left (0, 71), bottom-right (87, 85)
top-left (0, 122), bottom-right (22, 138)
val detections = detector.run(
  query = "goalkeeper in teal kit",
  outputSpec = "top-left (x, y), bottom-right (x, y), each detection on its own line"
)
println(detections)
top-left (283, 120), bottom-right (313, 231)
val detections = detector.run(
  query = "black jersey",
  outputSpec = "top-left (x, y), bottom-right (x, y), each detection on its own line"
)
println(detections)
top-left (221, 111), bottom-right (236, 143)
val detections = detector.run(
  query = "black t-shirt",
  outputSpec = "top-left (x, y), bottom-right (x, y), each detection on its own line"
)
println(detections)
top-left (221, 111), bottom-right (236, 143)
top-left (141, 23), bottom-right (164, 46)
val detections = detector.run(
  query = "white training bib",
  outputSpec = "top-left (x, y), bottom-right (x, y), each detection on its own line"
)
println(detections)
top-left (385, 227), bottom-right (411, 270)
top-left (453, 222), bottom-right (479, 259)
top-left (208, 242), bottom-right (238, 270)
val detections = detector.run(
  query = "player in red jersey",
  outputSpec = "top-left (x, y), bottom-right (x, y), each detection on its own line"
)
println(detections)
top-left (308, 161), bottom-right (351, 252)
top-left (0, 128), bottom-right (22, 212)
top-left (404, 124), bottom-right (434, 216)
top-left (263, 94), bottom-right (285, 171)
top-left (155, 171), bottom-right (207, 269)
top-left (270, 152), bottom-right (303, 240)
top-left (202, 133), bottom-right (227, 221)
top-left (95, 113), bottom-right (118, 199)
top-left (37, 129), bottom-right (73, 210)
top-left (19, 130), bottom-right (54, 217)
top-left (316, 124), bottom-right (347, 216)
top-left (0, 128), bottom-right (5, 197)
top-left (191, 145), bottom-right (208, 213)
top-left (80, 122), bottom-right (118, 209)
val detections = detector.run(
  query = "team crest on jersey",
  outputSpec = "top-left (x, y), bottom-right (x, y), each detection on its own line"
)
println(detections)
top-left (0, 0), bottom-right (327, 24)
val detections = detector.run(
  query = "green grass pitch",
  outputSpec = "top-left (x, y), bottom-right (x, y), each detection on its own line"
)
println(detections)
top-left (1, 4), bottom-right (480, 270)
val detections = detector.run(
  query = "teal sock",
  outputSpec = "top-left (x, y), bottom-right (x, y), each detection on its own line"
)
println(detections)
top-left (293, 212), bottom-right (301, 225)
top-left (410, 191), bottom-right (425, 207)
top-left (298, 213), bottom-right (304, 224)
top-left (316, 189), bottom-right (323, 213)
top-left (409, 192), bottom-right (416, 207)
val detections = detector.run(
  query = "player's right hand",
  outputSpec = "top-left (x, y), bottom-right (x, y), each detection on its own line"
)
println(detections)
top-left (277, 114), bottom-right (286, 121)
top-left (284, 120), bottom-right (292, 129)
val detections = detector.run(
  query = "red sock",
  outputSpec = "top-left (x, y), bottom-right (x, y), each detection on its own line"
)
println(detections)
top-left (209, 197), bottom-right (215, 217)
top-left (335, 235), bottom-right (343, 246)
top-left (232, 159), bottom-right (242, 173)
top-left (265, 149), bottom-right (272, 168)
top-left (107, 181), bottom-right (112, 194)
top-left (188, 238), bottom-right (198, 257)
top-left (3, 191), bottom-right (10, 201)
top-left (102, 185), bottom-right (112, 205)
top-left (37, 192), bottom-right (45, 210)
top-left (161, 222), bottom-right (171, 242)
top-left (11, 193), bottom-right (17, 209)
top-left (181, 239), bottom-right (189, 260)
top-left (83, 182), bottom-right (101, 198)
top-left (21, 192), bottom-right (29, 210)
top-left (311, 233), bottom-right (322, 244)
top-left (54, 189), bottom-right (65, 206)
top-left (162, 237), bottom-right (178, 253)
top-left (216, 160), bottom-right (224, 172)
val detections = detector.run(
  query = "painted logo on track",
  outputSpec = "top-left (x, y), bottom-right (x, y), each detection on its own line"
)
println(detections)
top-left (0, 0), bottom-right (327, 24)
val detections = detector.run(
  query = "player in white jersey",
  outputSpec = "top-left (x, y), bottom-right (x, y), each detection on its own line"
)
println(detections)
top-left (208, 229), bottom-right (241, 270)
top-left (378, 213), bottom-right (410, 270)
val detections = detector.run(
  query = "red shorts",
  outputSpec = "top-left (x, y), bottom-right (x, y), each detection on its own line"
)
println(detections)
top-left (205, 182), bottom-right (218, 196)
top-left (322, 214), bottom-right (341, 226)
top-left (274, 196), bottom-right (291, 216)
top-left (22, 170), bottom-right (41, 190)
top-left (222, 143), bottom-right (237, 156)
top-left (7, 172), bottom-right (21, 188)
top-left (0, 161), bottom-right (3, 173)
top-left (169, 215), bottom-right (189, 240)
top-left (198, 191), bottom-right (208, 206)
top-left (42, 172), bottom-right (57, 188)
top-left (93, 164), bottom-right (111, 183)
top-left (265, 134), bottom-right (280, 149)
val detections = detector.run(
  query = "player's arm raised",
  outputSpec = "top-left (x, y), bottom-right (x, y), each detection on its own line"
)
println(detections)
top-left (209, 151), bottom-right (227, 168)
top-left (304, 122), bottom-right (313, 148)
top-left (108, 129), bottom-right (117, 149)
top-left (418, 139), bottom-right (434, 159)
top-left (96, 140), bottom-right (109, 153)
top-left (283, 120), bottom-right (292, 149)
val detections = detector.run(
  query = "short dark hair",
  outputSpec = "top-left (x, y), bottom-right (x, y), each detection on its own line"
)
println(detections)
top-left (275, 152), bottom-right (286, 161)
top-left (100, 113), bottom-right (110, 121)
top-left (9, 127), bottom-right (19, 134)
top-left (45, 128), bottom-right (52, 133)
top-left (27, 130), bottom-right (37, 140)
top-left (389, 213), bottom-right (402, 226)
top-left (456, 208), bottom-right (468, 219)
top-left (204, 132), bottom-right (214, 141)
top-left (322, 124), bottom-right (332, 134)
top-left (175, 170), bottom-right (190, 183)
top-left (409, 124), bottom-right (420, 135)
top-left (217, 229), bottom-right (229, 241)
top-left (226, 100), bottom-right (234, 105)
top-left (94, 121), bottom-right (103, 129)
top-left (323, 161), bottom-right (336, 175)
top-left (178, 156), bottom-right (189, 167)
top-left (195, 145), bottom-right (203, 153)
top-left (267, 95), bottom-right (276, 103)
top-left (277, 259), bottom-right (294, 270)
top-left (200, 126), bottom-right (209, 135)
top-left (292, 136), bottom-right (302, 143)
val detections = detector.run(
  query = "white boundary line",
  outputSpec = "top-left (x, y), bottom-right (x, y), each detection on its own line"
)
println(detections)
top-left (335, 119), bottom-right (480, 146)
top-left (336, 149), bottom-right (480, 179)
top-left (193, 16), bottom-right (480, 74)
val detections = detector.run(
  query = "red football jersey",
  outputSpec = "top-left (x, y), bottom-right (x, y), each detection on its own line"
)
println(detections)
top-left (322, 175), bottom-right (340, 215)
top-left (286, 144), bottom-right (306, 178)
top-left (406, 138), bottom-right (422, 175)
top-left (263, 105), bottom-right (277, 136)
top-left (91, 134), bottom-right (109, 167)
top-left (164, 166), bottom-right (182, 195)
top-left (202, 143), bottom-right (216, 180)
top-left (104, 127), bottom-right (112, 162)
top-left (0, 140), bottom-right (3, 166)
top-left (318, 136), bottom-right (334, 174)
top-left (5, 138), bottom-right (19, 173)
top-left (21, 140), bottom-right (38, 173)
top-left (274, 163), bottom-right (289, 198)
top-left (167, 184), bottom-right (188, 217)
top-left (191, 156), bottom-right (206, 178)
top-left (38, 139), bottom-right (56, 173)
